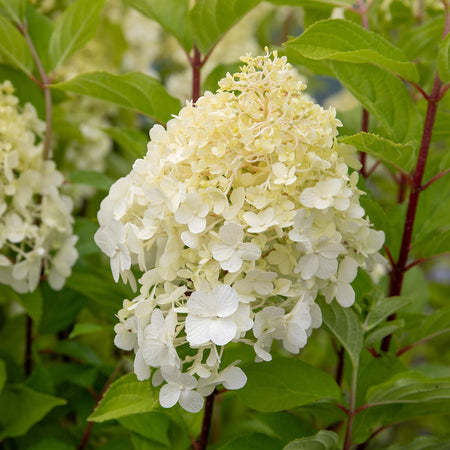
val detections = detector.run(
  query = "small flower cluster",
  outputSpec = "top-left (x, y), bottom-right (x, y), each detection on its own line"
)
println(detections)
top-left (96, 52), bottom-right (385, 413)
top-left (0, 81), bottom-right (78, 292)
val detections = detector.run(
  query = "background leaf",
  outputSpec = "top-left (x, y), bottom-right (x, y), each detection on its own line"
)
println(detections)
top-left (331, 61), bottom-right (421, 144)
top-left (125, 0), bottom-right (193, 51)
top-left (49, 0), bottom-right (105, 70)
top-left (0, 15), bottom-right (33, 75)
top-left (190, 0), bottom-right (262, 53)
top-left (89, 374), bottom-right (159, 422)
top-left (52, 72), bottom-right (181, 124)
top-left (283, 430), bottom-right (339, 450)
top-left (285, 19), bottom-right (418, 81)
top-left (340, 133), bottom-right (417, 174)
top-left (364, 296), bottom-right (411, 331)
top-left (0, 385), bottom-right (65, 439)
top-left (0, 0), bottom-right (25, 22)
top-left (69, 170), bottom-right (114, 191)
top-left (237, 358), bottom-right (341, 412)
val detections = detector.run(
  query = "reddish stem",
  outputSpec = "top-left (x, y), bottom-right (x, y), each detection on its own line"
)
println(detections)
top-left (396, 328), bottom-right (450, 356)
top-left (25, 315), bottom-right (33, 376)
top-left (196, 390), bottom-right (216, 450)
top-left (381, 78), bottom-right (446, 352)
top-left (360, 109), bottom-right (369, 177)
top-left (366, 160), bottom-right (381, 178)
top-left (192, 46), bottom-right (202, 103)
top-left (420, 169), bottom-right (450, 191)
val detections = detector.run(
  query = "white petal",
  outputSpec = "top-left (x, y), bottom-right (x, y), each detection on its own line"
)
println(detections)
top-left (238, 243), bottom-right (261, 261)
top-left (188, 291), bottom-right (214, 315)
top-left (214, 285), bottom-right (239, 317)
top-left (185, 316), bottom-right (212, 345)
top-left (219, 223), bottom-right (242, 245)
top-left (159, 384), bottom-right (181, 409)
top-left (297, 254), bottom-right (319, 280)
top-left (222, 367), bottom-right (247, 390)
top-left (212, 243), bottom-right (234, 262)
top-left (110, 254), bottom-right (120, 282)
top-left (299, 188), bottom-right (319, 208)
top-left (336, 283), bottom-right (355, 307)
top-left (221, 252), bottom-right (243, 273)
top-left (94, 228), bottom-right (116, 256)
top-left (316, 257), bottom-right (338, 280)
top-left (338, 257), bottom-right (358, 283)
top-left (209, 318), bottom-right (237, 346)
top-left (179, 389), bottom-right (204, 413)
top-left (134, 349), bottom-right (151, 381)
top-left (188, 216), bottom-right (206, 234)
top-left (114, 331), bottom-right (135, 351)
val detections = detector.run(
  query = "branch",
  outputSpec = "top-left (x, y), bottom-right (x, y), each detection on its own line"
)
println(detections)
top-left (383, 245), bottom-right (395, 269)
top-left (404, 252), bottom-right (450, 271)
top-left (18, 22), bottom-right (53, 160)
top-left (366, 160), bottom-right (381, 178)
top-left (396, 328), bottom-right (450, 356)
top-left (196, 390), bottom-right (217, 450)
top-left (343, 364), bottom-right (359, 450)
top-left (78, 362), bottom-right (122, 450)
top-left (420, 169), bottom-right (450, 191)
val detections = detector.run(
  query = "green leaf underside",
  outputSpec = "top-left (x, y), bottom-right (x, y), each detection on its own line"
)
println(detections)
top-left (365, 320), bottom-right (405, 347)
top-left (125, 0), bottom-right (192, 52)
top-left (118, 412), bottom-right (171, 446)
top-left (69, 322), bottom-right (104, 339)
top-left (364, 296), bottom-right (411, 331)
top-left (69, 170), bottom-right (114, 191)
top-left (340, 133), bottom-right (417, 174)
top-left (319, 299), bottom-right (363, 367)
top-left (191, 0), bottom-right (262, 54)
top-left (366, 372), bottom-right (450, 406)
top-left (285, 19), bottom-right (418, 82)
top-left (331, 62), bottom-right (421, 144)
top-left (49, 0), bottom-right (105, 70)
top-left (283, 430), bottom-right (339, 450)
top-left (0, 385), bottom-right (65, 439)
top-left (89, 374), bottom-right (159, 422)
top-left (52, 71), bottom-right (181, 124)
top-left (237, 358), bottom-right (341, 412)
top-left (0, 15), bottom-right (33, 75)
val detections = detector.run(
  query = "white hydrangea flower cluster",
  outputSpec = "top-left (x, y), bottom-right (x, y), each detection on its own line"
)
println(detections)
top-left (95, 52), bottom-right (385, 413)
top-left (0, 81), bottom-right (78, 293)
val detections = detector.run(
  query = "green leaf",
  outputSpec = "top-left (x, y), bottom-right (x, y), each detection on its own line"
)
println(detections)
top-left (125, 0), bottom-right (193, 52)
top-left (216, 433), bottom-right (283, 450)
top-left (367, 372), bottom-right (450, 405)
top-left (0, 0), bottom-right (25, 22)
top-left (433, 110), bottom-right (450, 142)
top-left (0, 385), bottom-right (65, 439)
top-left (118, 412), bottom-right (171, 446)
top-left (69, 322), bottom-right (104, 339)
top-left (104, 127), bottom-right (148, 159)
top-left (49, 0), bottom-right (105, 70)
top-left (73, 217), bottom-right (99, 256)
top-left (283, 430), bottom-right (339, 450)
top-left (340, 132), bottom-right (417, 174)
top-left (190, 0), bottom-right (262, 53)
top-left (0, 360), bottom-right (6, 395)
top-left (413, 227), bottom-right (450, 259)
top-left (52, 72), bottom-right (181, 124)
top-left (359, 197), bottom-right (393, 247)
top-left (438, 33), bottom-right (450, 84)
top-left (285, 19), bottom-right (419, 82)
top-left (237, 358), bottom-right (341, 412)
top-left (89, 374), bottom-right (159, 422)
top-left (69, 170), bottom-right (114, 191)
top-left (0, 15), bottom-right (33, 75)
top-left (331, 62), bottom-right (421, 144)
top-left (25, 6), bottom-right (54, 73)
top-left (318, 299), bottom-right (363, 367)
top-left (399, 16), bottom-right (445, 60)
top-left (17, 289), bottom-right (43, 325)
top-left (386, 436), bottom-right (450, 450)
top-left (364, 296), bottom-right (411, 331)
top-left (365, 319), bottom-right (405, 347)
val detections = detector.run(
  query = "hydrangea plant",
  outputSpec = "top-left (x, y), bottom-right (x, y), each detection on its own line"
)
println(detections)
top-left (95, 52), bottom-right (385, 413)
